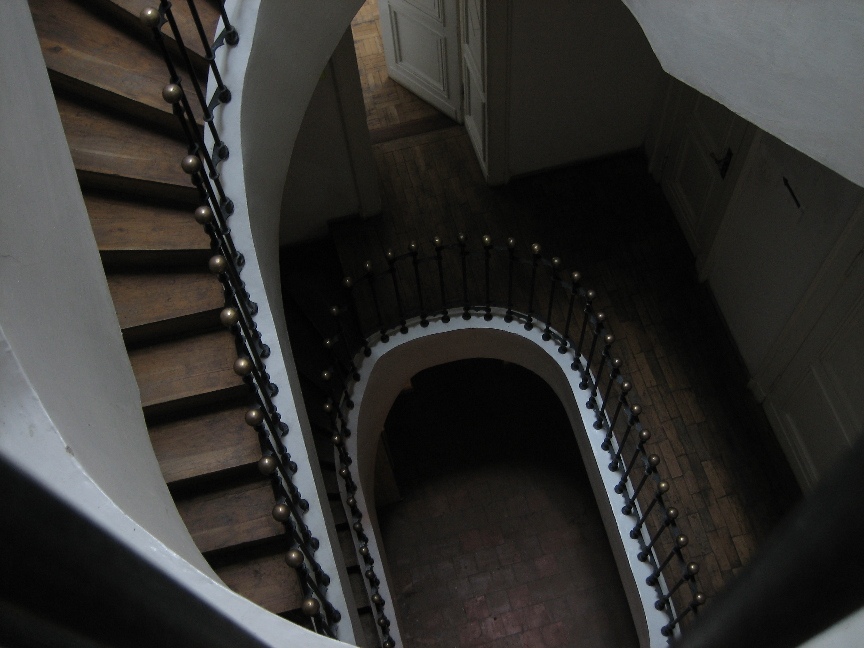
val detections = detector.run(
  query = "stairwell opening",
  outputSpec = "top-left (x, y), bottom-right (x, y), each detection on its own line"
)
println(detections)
top-left (373, 358), bottom-right (639, 646)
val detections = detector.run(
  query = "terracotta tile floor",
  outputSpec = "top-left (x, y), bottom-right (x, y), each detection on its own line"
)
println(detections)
top-left (379, 360), bottom-right (639, 647)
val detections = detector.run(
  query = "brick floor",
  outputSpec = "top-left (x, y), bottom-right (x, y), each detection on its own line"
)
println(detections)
top-left (380, 360), bottom-right (640, 647)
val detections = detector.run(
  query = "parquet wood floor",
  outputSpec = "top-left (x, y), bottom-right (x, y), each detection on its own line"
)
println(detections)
top-left (351, 0), bottom-right (457, 142)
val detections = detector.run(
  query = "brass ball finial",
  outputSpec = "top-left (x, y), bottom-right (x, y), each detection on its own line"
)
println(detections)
top-left (666, 507), bottom-right (679, 520)
top-left (595, 311), bottom-right (606, 323)
top-left (383, 639), bottom-right (395, 648)
top-left (571, 271), bottom-right (582, 283)
top-left (329, 305), bottom-right (340, 317)
top-left (301, 597), bottom-right (320, 617)
top-left (551, 256), bottom-right (561, 268)
top-left (409, 241), bottom-right (417, 253)
top-left (181, 155), bottom-right (201, 175)
top-left (482, 235), bottom-right (492, 247)
top-left (343, 276), bottom-right (353, 288)
top-left (604, 334), bottom-right (615, 345)
top-left (322, 402), bottom-right (333, 414)
top-left (162, 83), bottom-right (182, 105)
top-left (686, 562), bottom-right (700, 576)
top-left (385, 249), bottom-right (395, 261)
top-left (233, 357), bottom-right (253, 376)
top-left (531, 243), bottom-right (542, 255)
top-left (676, 534), bottom-right (689, 548)
top-left (585, 289), bottom-right (597, 301)
top-left (611, 358), bottom-right (622, 370)
top-left (285, 549), bottom-right (304, 568)
top-left (364, 260), bottom-right (373, 272)
top-left (433, 236), bottom-right (443, 248)
top-left (507, 237), bottom-right (516, 249)
top-left (693, 592), bottom-right (706, 606)
top-left (630, 404), bottom-right (642, 416)
top-left (457, 232), bottom-right (466, 244)
top-left (194, 205), bottom-right (213, 224)
top-left (272, 503), bottom-right (290, 522)
top-left (219, 307), bottom-right (239, 328)
top-left (208, 255), bottom-right (227, 274)
top-left (245, 407), bottom-right (263, 427)
top-left (139, 6), bottom-right (160, 28)
top-left (639, 429), bottom-right (651, 443)
top-left (321, 370), bottom-right (332, 381)
top-left (257, 455), bottom-right (277, 475)
top-left (657, 480), bottom-right (670, 493)
top-left (621, 381), bottom-right (632, 393)
top-left (371, 593), bottom-right (384, 606)
top-left (331, 434), bottom-right (344, 447)
top-left (322, 338), bottom-right (333, 349)
top-left (648, 454), bottom-right (661, 468)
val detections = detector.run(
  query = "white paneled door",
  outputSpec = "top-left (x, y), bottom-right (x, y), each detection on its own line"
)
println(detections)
top-left (379, 0), bottom-right (463, 122)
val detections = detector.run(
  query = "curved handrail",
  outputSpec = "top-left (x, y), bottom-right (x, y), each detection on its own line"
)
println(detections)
top-left (140, 1), bottom-right (342, 637)
top-left (313, 236), bottom-right (707, 641)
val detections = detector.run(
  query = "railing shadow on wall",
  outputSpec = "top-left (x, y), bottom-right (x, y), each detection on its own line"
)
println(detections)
top-left (306, 236), bottom-right (707, 645)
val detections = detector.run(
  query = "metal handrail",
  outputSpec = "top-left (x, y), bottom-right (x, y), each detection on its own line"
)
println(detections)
top-left (139, 2), bottom-right (341, 637)
top-left (317, 237), bottom-right (706, 640)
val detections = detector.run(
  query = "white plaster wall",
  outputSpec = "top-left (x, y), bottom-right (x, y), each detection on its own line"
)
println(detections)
top-left (622, 0), bottom-right (864, 189)
top-left (212, 1), bottom-right (368, 641)
top-left (0, 0), bottom-right (210, 575)
top-left (280, 28), bottom-right (380, 245)
top-left (506, 0), bottom-right (664, 176)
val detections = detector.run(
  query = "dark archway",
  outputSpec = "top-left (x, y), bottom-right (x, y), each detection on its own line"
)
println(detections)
top-left (376, 359), bottom-right (639, 647)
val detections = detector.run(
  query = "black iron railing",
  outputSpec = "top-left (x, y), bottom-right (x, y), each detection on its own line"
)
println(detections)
top-left (140, 2), bottom-right (341, 637)
top-left (315, 237), bottom-right (707, 640)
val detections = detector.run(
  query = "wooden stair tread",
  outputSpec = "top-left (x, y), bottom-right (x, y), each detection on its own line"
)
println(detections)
top-left (30, 0), bottom-right (199, 124)
top-left (107, 271), bottom-right (223, 331)
top-left (215, 551), bottom-right (304, 615)
top-left (176, 478), bottom-right (283, 553)
top-left (84, 192), bottom-right (210, 253)
top-left (128, 329), bottom-right (242, 408)
top-left (55, 94), bottom-right (191, 190)
top-left (101, 0), bottom-right (221, 60)
top-left (149, 404), bottom-right (260, 484)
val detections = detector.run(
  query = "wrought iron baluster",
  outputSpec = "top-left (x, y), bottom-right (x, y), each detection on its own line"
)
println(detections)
top-left (365, 265), bottom-right (389, 343)
top-left (433, 236), bottom-right (450, 323)
top-left (587, 333), bottom-right (613, 407)
top-left (572, 289), bottom-right (596, 371)
top-left (655, 562), bottom-right (699, 610)
top-left (558, 271), bottom-right (581, 353)
top-left (410, 241), bottom-right (428, 327)
top-left (458, 234), bottom-right (470, 320)
top-left (639, 507), bottom-right (679, 562)
top-left (482, 235), bottom-right (493, 321)
top-left (505, 238), bottom-right (516, 322)
top-left (661, 592), bottom-right (705, 636)
top-left (579, 312), bottom-right (606, 389)
top-left (630, 480), bottom-right (670, 538)
top-left (602, 381), bottom-right (632, 449)
top-left (647, 534), bottom-right (689, 586)
top-left (594, 358), bottom-right (622, 430)
top-left (606, 403), bottom-right (641, 461)
top-left (619, 449), bottom-right (658, 508)
top-left (542, 257), bottom-right (561, 340)
top-left (524, 243), bottom-right (542, 330)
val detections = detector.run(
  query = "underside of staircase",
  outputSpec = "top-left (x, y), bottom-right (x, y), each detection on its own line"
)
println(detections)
top-left (28, 1), bottom-right (377, 642)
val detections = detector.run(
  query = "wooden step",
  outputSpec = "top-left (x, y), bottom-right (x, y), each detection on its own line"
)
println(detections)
top-left (149, 403), bottom-right (260, 484)
top-left (176, 478), bottom-right (283, 554)
top-left (107, 271), bottom-right (223, 344)
top-left (84, 192), bottom-right (211, 268)
top-left (55, 93), bottom-right (196, 201)
top-left (30, 0), bottom-right (200, 130)
top-left (215, 549), bottom-right (304, 615)
top-left (92, 0), bottom-right (221, 62)
top-left (128, 329), bottom-right (244, 412)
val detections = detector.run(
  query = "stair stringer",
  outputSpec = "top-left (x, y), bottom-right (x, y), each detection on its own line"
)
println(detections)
top-left (205, 1), bottom-right (369, 643)
top-left (340, 313), bottom-right (676, 648)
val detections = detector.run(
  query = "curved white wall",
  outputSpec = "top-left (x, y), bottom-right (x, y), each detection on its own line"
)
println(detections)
top-left (340, 313), bottom-right (677, 647)
top-left (623, 0), bottom-right (864, 189)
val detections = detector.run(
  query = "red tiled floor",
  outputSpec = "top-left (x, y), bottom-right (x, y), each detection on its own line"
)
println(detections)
top-left (378, 360), bottom-right (640, 647)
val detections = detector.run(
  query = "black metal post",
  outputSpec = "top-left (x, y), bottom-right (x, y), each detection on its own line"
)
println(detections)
top-left (483, 235), bottom-right (493, 321)
top-left (647, 534), bottom-right (689, 586)
top-left (630, 480), bottom-right (670, 538)
top-left (558, 271), bottom-right (581, 353)
top-left (542, 257), bottom-right (561, 341)
top-left (433, 236), bottom-right (449, 323)
top-left (505, 238), bottom-right (516, 322)
top-left (524, 243), bottom-right (542, 330)
top-left (458, 234), bottom-right (470, 320)
top-left (639, 507), bottom-right (679, 562)
top-left (410, 241), bottom-right (428, 327)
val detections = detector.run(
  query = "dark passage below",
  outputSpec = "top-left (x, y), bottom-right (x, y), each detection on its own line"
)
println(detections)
top-left (377, 359), bottom-right (640, 647)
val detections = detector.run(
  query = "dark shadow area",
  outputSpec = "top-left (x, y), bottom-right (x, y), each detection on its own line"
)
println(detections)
top-left (377, 359), bottom-right (640, 647)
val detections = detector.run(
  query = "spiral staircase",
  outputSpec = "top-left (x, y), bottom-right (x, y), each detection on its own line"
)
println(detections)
top-left (26, 0), bottom-right (377, 643)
